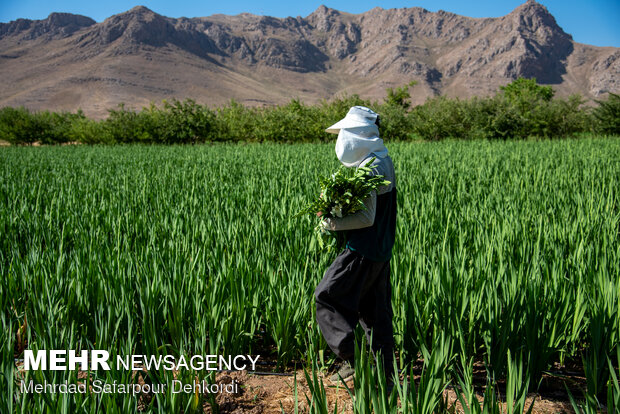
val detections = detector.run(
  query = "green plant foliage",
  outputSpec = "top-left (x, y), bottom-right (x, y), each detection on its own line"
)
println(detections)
top-left (1, 138), bottom-right (618, 412)
top-left (1, 79), bottom-right (617, 145)
top-left (0, 107), bottom-right (44, 144)
top-left (410, 96), bottom-right (470, 140)
top-left (213, 99), bottom-right (257, 142)
top-left (377, 103), bottom-right (416, 141)
top-left (409, 78), bottom-right (593, 140)
top-left (297, 157), bottom-right (390, 251)
top-left (384, 81), bottom-right (418, 110)
top-left (492, 78), bottom-right (584, 139)
top-left (67, 116), bottom-right (111, 144)
top-left (157, 99), bottom-right (215, 143)
top-left (499, 77), bottom-right (554, 105)
top-left (592, 92), bottom-right (620, 135)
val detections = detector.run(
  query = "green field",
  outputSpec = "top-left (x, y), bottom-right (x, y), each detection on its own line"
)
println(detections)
top-left (1, 138), bottom-right (619, 412)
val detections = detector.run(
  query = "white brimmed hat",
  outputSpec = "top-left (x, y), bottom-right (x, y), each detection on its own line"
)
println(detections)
top-left (325, 106), bottom-right (379, 134)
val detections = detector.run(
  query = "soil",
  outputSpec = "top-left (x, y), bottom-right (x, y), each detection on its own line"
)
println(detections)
top-left (13, 356), bottom-right (599, 413)
top-left (202, 368), bottom-right (582, 413)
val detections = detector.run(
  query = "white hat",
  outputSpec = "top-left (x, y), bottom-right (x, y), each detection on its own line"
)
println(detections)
top-left (328, 106), bottom-right (388, 167)
top-left (325, 106), bottom-right (379, 134)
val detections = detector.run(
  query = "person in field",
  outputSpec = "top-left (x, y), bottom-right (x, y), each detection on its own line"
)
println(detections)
top-left (314, 106), bottom-right (397, 386)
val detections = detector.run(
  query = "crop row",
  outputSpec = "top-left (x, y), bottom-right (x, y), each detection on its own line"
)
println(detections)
top-left (0, 138), bottom-right (618, 412)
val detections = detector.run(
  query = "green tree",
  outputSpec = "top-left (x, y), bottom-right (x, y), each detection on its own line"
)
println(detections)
top-left (0, 107), bottom-right (41, 144)
top-left (497, 78), bottom-right (558, 139)
top-left (592, 93), bottom-right (620, 135)
top-left (500, 78), bottom-right (554, 104)
top-left (384, 81), bottom-right (418, 109)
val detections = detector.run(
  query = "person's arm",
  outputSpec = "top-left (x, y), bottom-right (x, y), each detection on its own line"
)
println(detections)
top-left (322, 190), bottom-right (376, 231)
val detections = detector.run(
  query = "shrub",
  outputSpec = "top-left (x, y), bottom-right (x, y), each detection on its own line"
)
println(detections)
top-left (493, 78), bottom-right (588, 139)
top-left (36, 111), bottom-right (86, 144)
top-left (68, 117), bottom-right (111, 144)
top-left (499, 77), bottom-right (554, 108)
top-left (157, 99), bottom-right (215, 143)
top-left (0, 80), bottom-right (610, 144)
top-left (410, 96), bottom-right (470, 140)
top-left (0, 107), bottom-right (42, 144)
top-left (384, 81), bottom-right (418, 110)
top-left (408, 79), bottom-right (591, 140)
top-left (104, 104), bottom-right (155, 143)
top-left (254, 99), bottom-right (311, 142)
top-left (592, 93), bottom-right (620, 135)
top-left (213, 99), bottom-right (258, 142)
top-left (377, 103), bottom-right (416, 141)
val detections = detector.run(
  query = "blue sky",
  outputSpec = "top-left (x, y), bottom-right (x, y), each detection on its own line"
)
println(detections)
top-left (0, 1), bottom-right (618, 47)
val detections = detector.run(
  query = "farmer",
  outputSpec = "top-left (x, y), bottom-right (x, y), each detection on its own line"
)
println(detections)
top-left (315, 106), bottom-right (397, 385)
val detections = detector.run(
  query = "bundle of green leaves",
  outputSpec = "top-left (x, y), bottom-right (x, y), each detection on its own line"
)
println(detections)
top-left (298, 157), bottom-right (390, 251)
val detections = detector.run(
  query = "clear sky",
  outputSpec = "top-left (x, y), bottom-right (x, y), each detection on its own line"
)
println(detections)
top-left (0, 1), bottom-right (618, 47)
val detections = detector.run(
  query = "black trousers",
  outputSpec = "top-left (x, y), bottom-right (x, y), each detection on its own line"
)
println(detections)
top-left (314, 248), bottom-right (394, 373)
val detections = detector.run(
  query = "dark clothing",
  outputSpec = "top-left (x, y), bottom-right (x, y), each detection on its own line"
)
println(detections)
top-left (346, 188), bottom-right (397, 262)
top-left (315, 248), bottom-right (394, 372)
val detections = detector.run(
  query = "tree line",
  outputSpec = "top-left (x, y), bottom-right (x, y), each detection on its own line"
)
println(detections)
top-left (0, 78), bottom-right (618, 145)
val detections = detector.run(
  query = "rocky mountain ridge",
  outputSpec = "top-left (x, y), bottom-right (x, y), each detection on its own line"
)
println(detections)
top-left (0, 1), bottom-right (617, 117)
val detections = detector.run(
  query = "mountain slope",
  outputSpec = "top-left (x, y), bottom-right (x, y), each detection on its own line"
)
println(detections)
top-left (0, 1), bottom-right (617, 118)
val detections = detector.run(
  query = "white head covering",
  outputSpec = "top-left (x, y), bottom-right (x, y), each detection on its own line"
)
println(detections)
top-left (326, 106), bottom-right (388, 167)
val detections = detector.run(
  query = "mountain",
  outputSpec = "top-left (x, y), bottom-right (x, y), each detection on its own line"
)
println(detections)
top-left (0, 1), bottom-right (617, 118)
